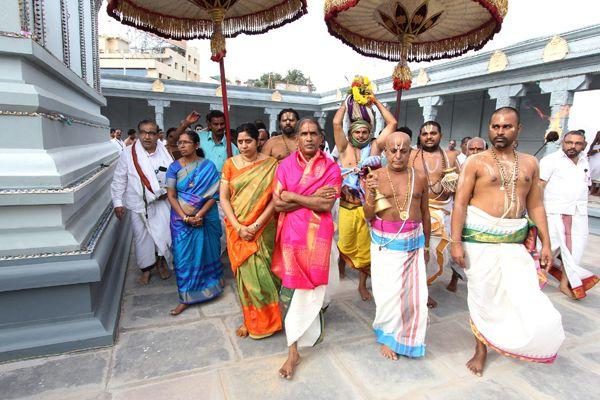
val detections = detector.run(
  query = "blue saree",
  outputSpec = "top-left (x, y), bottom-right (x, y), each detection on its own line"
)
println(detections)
top-left (166, 158), bottom-right (224, 304)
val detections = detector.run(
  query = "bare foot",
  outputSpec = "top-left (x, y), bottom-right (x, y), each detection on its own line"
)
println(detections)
top-left (559, 283), bottom-right (575, 299)
top-left (358, 271), bottom-right (373, 301)
top-left (380, 344), bottom-right (398, 360)
top-left (236, 324), bottom-right (249, 337)
top-left (358, 285), bottom-right (373, 301)
top-left (427, 296), bottom-right (437, 308)
top-left (170, 303), bottom-right (189, 316)
top-left (466, 339), bottom-right (487, 377)
top-left (446, 271), bottom-right (459, 292)
top-left (137, 270), bottom-right (151, 285)
top-left (157, 259), bottom-right (171, 280)
top-left (278, 346), bottom-right (301, 380)
top-left (338, 258), bottom-right (346, 280)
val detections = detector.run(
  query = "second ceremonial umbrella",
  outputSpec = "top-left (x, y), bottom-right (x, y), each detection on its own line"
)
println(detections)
top-left (324, 0), bottom-right (508, 121)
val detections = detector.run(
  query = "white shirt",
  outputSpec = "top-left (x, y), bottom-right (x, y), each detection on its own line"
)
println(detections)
top-left (111, 146), bottom-right (170, 210)
top-left (540, 150), bottom-right (590, 215)
top-left (457, 152), bottom-right (467, 165)
top-left (110, 138), bottom-right (125, 151)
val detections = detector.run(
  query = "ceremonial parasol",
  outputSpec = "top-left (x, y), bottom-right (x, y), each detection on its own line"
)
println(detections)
top-left (107, 0), bottom-right (308, 156)
top-left (324, 0), bottom-right (508, 122)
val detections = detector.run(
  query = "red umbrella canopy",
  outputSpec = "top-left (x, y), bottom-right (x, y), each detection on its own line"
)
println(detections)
top-left (324, 0), bottom-right (507, 62)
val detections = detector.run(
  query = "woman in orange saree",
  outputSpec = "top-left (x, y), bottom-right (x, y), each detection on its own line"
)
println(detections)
top-left (220, 123), bottom-right (282, 339)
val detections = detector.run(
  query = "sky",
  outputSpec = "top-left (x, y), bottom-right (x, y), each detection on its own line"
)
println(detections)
top-left (99, 0), bottom-right (600, 91)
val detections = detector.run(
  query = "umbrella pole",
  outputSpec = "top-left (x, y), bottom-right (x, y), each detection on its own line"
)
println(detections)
top-left (219, 59), bottom-right (233, 157)
top-left (395, 88), bottom-right (403, 129)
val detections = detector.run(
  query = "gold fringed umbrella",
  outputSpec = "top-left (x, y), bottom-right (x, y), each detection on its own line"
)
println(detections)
top-left (324, 0), bottom-right (508, 122)
top-left (108, 0), bottom-right (308, 156)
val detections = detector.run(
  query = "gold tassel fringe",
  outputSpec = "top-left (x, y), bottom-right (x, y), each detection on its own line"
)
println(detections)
top-left (110, 0), bottom-right (306, 40)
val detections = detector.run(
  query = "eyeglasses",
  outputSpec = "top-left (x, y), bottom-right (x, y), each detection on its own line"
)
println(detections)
top-left (177, 140), bottom-right (195, 146)
top-left (139, 129), bottom-right (158, 136)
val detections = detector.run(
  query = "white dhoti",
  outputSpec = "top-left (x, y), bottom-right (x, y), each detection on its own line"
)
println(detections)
top-left (547, 212), bottom-right (599, 299)
top-left (463, 206), bottom-right (564, 363)
top-left (130, 198), bottom-right (172, 269)
top-left (281, 286), bottom-right (326, 347)
top-left (324, 199), bottom-right (340, 307)
top-left (427, 198), bottom-right (452, 284)
top-left (371, 218), bottom-right (428, 357)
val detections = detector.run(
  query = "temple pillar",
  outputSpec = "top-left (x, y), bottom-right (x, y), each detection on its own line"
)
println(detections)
top-left (148, 100), bottom-right (170, 130)
top-left (264, 108), bottom-right (279, 133)
top-left (539, 75), bottom-right (591, 135)
top-left (314, 111), bottom-right (327, 131)
top-left (488, 84), bottom-right (528, 108)
top-left (418, 96), bottom-right (444, 122)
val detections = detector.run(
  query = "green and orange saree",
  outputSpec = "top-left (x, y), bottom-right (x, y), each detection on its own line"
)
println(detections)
top-left (221, 156), bottom-right (282, 339)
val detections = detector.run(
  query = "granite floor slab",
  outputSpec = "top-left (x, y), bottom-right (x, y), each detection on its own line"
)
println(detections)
top-left (1, 233), bottom-right (598, 400)
top-left (109, 319), bottom-right (236, 388)
top-left (0, 350), bottom-right (111, 400)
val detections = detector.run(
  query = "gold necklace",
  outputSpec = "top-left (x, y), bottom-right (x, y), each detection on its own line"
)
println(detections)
top-left (240, 153), bottom-right (259, 167)
top-left (491, 146), bottom-right (519, 211)
top-left (385, 167), bottom-right (412, 221)
top-left (414, 148), bottom-right (447, 196)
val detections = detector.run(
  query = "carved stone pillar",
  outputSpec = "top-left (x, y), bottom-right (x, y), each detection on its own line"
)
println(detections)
top-left (314, 111), bottom-right (327, 131)
top-left (488, 84), bottom-right (528, 109)
top-left (418, 96), bottom-right (444, 122)
top-left (264, 108), bottom-right (279, 133)
top-left (539, 75), bottom-right (591, 135)
top-left (148, 100), bottom-right (170, 130)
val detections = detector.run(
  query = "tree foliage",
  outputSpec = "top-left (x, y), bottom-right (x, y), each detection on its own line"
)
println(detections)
top-left (251, 69), bottom-right (315, 91)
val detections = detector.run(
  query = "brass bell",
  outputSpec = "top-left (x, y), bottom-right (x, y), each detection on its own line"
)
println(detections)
top-left (373, 189), bottom-right (392, 213)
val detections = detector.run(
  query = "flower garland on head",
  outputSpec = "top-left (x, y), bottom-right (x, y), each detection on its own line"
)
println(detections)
top-left (348, 75), bottom-right (374, 106)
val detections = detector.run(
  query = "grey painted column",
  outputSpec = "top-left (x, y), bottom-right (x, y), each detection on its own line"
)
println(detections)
top-left (264, 108), bottom-right (279, 133)
top-left (148, 100), bottom-right (170, 130)
top-left (418, 96), bottom-right (444, 122)
top-left (314, 111), bottom-right (327, 131)
top-left (539, 75), bottom-right (591, 134)
top-left (488, 84), bottom-right (528, 108)
top-left (0, 0), bottom-right (131, 361)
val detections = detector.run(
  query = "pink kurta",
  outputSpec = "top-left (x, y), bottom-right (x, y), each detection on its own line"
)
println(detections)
top-left (271, 150), bottom-right (342, 289)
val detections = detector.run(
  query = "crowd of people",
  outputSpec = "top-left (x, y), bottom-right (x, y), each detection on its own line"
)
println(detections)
top-left (109, 98), bottom-right (598, 380)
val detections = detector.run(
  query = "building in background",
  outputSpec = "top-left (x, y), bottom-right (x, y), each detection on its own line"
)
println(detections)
top-left (99, 36), bottom-right (201, 81)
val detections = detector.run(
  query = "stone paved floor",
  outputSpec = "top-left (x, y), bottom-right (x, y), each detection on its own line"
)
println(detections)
top-left (1, 236), bottom-right (600, 400)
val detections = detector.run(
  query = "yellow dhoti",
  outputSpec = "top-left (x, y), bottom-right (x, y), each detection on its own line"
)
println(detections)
top-left (338, 201), bottom-right (371, 271)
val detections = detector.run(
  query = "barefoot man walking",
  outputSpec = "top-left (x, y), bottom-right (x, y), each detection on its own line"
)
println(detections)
top-left (363, 132), bottom-right (431, 360)
top-left (332, 96), bottom-right (396, 301)
top-left (409, 121), bottom-right (459, 308)
top-left (451, 107), bottom-right (564, 376)
top-left (271, 118), bottom-right (342, 379)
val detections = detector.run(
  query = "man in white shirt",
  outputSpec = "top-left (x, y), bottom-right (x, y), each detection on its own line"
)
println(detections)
top-left (111, 120), bottom-right (174, 285)
top-left (456, 136), bottom-right (471, 166)
top-left (540, 130), bottom-right (598, 299)
top-left (110, 128), bottom-right (125, 151)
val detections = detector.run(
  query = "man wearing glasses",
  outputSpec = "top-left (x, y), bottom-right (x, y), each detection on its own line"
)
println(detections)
top-left (111, 119), bottom-right (174, 285)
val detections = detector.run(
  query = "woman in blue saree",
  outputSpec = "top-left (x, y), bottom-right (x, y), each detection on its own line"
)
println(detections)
top-left (166, 131), bottom-right (224, 315)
